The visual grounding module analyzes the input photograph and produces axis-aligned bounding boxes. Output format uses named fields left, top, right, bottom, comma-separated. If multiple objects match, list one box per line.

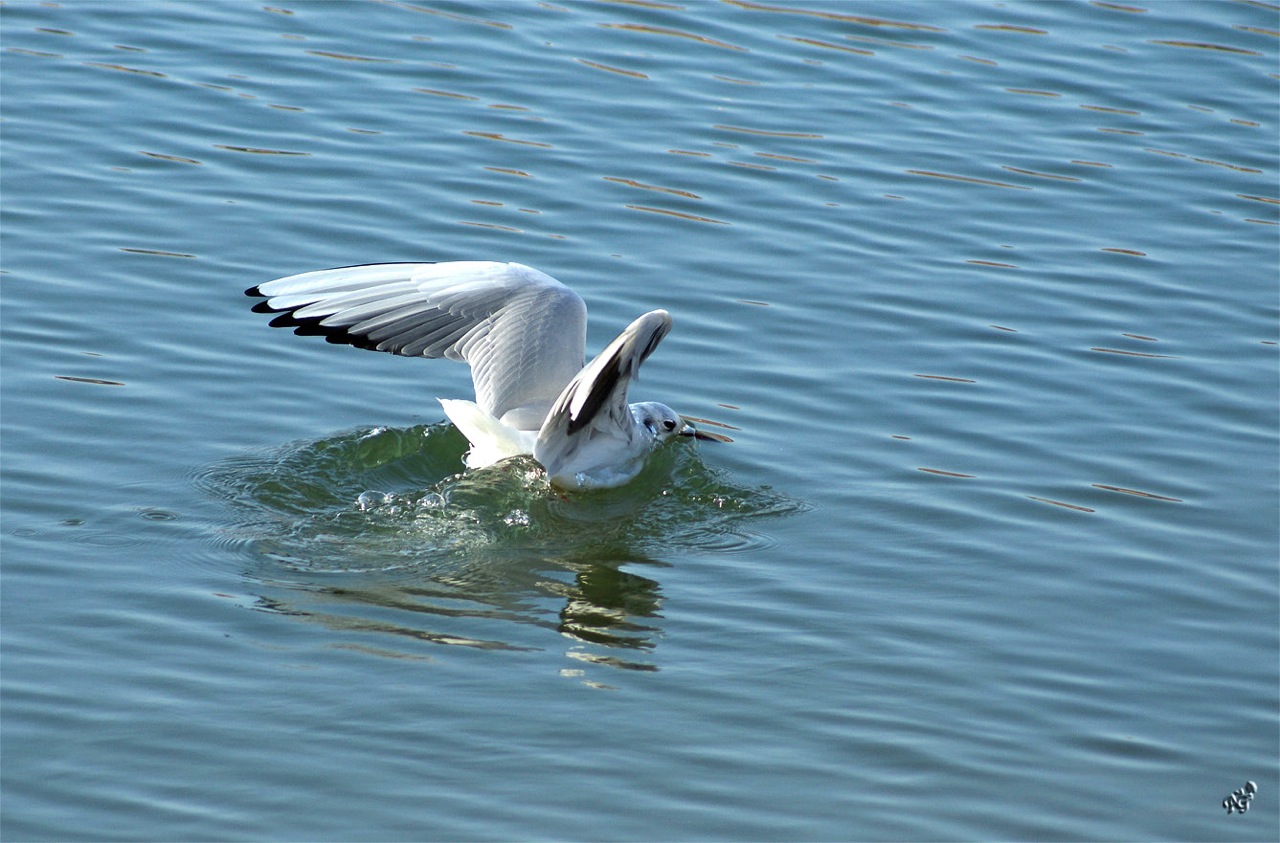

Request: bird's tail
left=438, top=398, right=535, bottom=469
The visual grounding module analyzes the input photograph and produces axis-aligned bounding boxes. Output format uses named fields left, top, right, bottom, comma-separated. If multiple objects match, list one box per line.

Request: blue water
left=3, top=1, right=1276, bottom=840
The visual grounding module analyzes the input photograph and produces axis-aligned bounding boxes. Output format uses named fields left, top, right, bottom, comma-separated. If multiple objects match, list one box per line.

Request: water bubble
left=356, top=490, right=391, bottom=511
left=1245, top=781, right=1257, bottom=794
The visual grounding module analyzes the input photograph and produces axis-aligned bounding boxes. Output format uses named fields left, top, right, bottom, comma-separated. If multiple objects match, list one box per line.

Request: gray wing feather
left=247, top=261, right=587, bottom=426
left=534, top=309, right=671, bottom=476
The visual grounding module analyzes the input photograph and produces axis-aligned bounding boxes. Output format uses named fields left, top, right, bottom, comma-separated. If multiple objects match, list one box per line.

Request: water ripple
left=195, top=424, right=806, bottom=663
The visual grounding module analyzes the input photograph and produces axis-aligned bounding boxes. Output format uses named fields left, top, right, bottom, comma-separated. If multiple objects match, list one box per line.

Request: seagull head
left=632, top=402, right=720, bottom=443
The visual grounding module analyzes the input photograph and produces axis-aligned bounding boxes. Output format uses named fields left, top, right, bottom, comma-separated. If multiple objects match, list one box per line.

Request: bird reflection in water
left=247, top=552, right=667, bottom=671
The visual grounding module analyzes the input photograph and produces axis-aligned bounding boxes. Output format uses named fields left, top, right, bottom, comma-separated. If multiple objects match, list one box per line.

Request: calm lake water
left=2, top=1, right=1276, bottom=840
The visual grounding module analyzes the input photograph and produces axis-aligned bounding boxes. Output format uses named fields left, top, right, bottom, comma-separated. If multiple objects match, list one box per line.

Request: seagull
left=245, top=261, right=717, bottom=489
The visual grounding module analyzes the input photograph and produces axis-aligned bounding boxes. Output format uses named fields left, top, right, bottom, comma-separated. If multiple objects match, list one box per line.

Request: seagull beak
left=679, top=415, right=734, bottom=442
left=681, top=423, right=726, bottom=443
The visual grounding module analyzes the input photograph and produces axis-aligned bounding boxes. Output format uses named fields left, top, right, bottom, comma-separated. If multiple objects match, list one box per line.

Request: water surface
left=2, top=1, right=1276, bottom=840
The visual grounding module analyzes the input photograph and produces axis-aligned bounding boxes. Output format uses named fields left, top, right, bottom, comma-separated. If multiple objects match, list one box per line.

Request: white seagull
left=246, top=261, right=717, bottom=490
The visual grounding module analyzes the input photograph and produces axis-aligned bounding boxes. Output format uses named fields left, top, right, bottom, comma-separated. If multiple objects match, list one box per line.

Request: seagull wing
left=246, top=261, right=587, bottom=428
left=534, top=309, right=671, bottom=482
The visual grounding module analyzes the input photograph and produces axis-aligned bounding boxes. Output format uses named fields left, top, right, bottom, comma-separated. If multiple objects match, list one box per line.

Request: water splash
left=196, top=423, right=806, bottom=665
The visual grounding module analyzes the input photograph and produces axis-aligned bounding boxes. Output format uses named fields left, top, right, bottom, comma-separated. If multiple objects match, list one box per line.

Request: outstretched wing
left=534, top=309, right=671, bottom=480
left=246, top=261, right=587, bottom=429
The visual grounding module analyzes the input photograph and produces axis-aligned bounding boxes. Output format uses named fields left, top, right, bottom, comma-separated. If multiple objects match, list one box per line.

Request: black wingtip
left=245, top=262, right=448, bottom=354
left=258, top=307, right=383, bottom=350
left=245, top=286, right=368, bottom=347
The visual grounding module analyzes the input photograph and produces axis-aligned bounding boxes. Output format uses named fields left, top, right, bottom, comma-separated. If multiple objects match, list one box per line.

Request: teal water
left=2, top=1, right=1276, bottom=840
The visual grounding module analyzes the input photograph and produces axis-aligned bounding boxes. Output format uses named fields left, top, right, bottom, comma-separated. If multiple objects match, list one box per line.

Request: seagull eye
left=663, top=419, right=677, bottom=431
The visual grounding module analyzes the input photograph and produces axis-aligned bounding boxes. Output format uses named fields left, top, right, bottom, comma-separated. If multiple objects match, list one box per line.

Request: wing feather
left=246, top=261, right=587, bottom=426
left=534, top=310, right=671, bottom=478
